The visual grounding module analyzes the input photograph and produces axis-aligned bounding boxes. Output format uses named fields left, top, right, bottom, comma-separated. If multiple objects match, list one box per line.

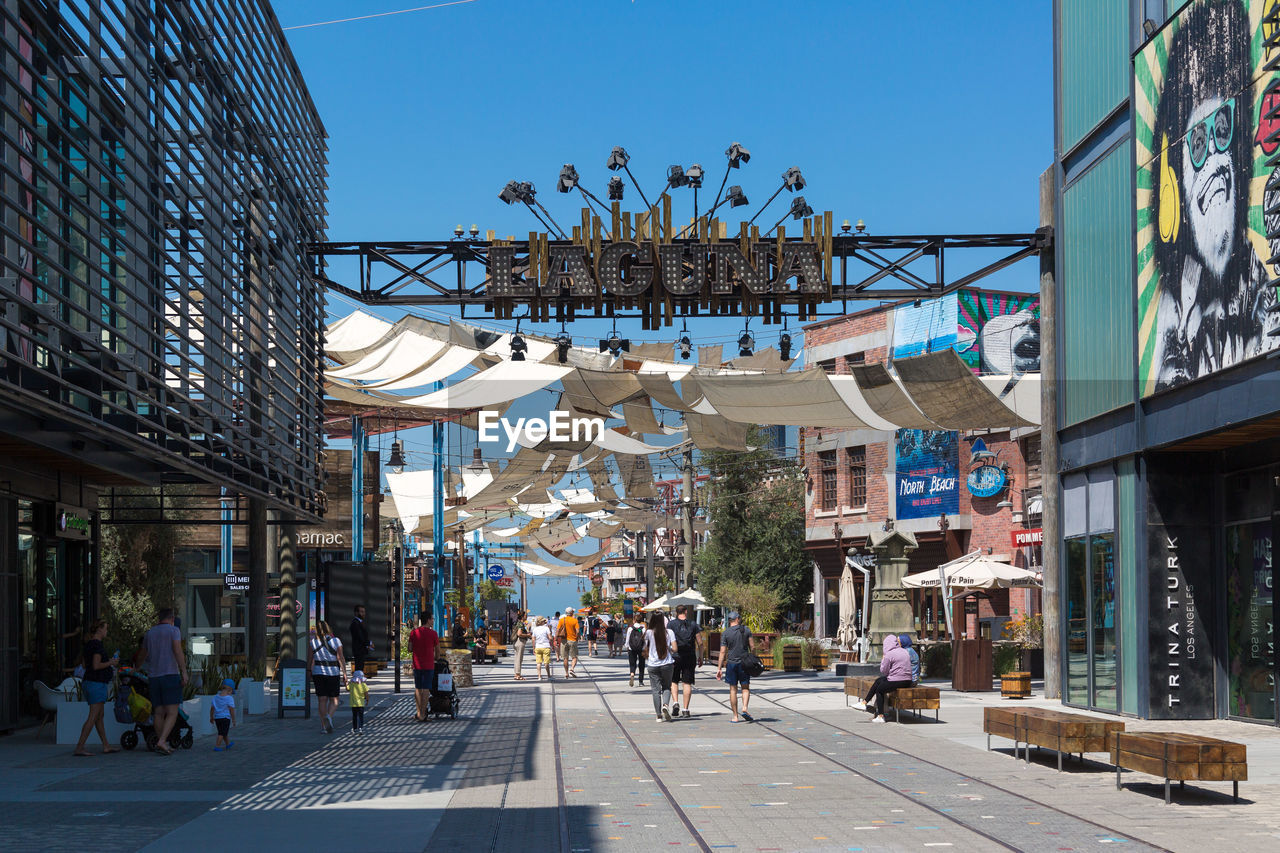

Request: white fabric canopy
left=325, top=312, right=394, bottom=362
left=361, top=344, right=482, bottom=390
left=327, top=332, right=448, bottom=381
left=593, top=429, right=672, bottom=455
left=902, top=551, right=1042, bottom=590
left=399, top=360, right=573, bottom=410
left=697, top=369, right=869, bottom=427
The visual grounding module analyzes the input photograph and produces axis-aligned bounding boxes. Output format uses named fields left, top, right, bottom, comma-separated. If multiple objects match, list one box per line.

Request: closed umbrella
left=835, top=563, right=858, bottom=653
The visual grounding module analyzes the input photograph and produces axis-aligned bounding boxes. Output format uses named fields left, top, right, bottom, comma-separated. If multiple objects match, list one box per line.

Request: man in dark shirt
left=716, top=610, right=755, bottom=722
left=350, top=605, right=372, bottom=677
left=667, top=605, right=704, bottom=718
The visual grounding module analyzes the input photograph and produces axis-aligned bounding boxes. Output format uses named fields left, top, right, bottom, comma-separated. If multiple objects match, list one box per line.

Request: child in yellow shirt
left=348, top=670, right=369, bottom=733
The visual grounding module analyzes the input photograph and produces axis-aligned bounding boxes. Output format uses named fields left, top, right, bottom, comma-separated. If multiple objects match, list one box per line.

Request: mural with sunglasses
left=1136, top=0, right=1280, bottom=396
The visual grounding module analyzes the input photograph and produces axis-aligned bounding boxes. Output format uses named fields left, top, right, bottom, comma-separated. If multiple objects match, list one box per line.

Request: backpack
left=671, top=619, right=697, bottom=650
left=628, top=626, right=644, bottom=653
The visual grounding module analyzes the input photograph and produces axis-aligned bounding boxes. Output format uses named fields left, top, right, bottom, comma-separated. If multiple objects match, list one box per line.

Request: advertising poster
left=1135, top=0, right=1280, bottom=396
left=894, top=429, right=959, bottom=520
left=281, top=667, right=308, bottom=709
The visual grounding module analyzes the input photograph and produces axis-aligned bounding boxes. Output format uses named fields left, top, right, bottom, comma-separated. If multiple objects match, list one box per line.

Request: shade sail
left=637, top=371, right=695, bottom=412
left=398, top=360, right=573, bottom=410
left=325, top=311, right=394, bottom=362
left=622, top=398, right=664, bottom=435
left=978, top=374, right=1041, bottom=426
left=847, top=363, right=938, bottom=430
left=893, top=350, right=1035, bottom=430
left=901, top=552, right=1042, bottom=590
left=327, top=331, right=448, bottom=381
left=683, top=412, right=750, bottom=451
left=361, top=344, right=481, bottom=390
left=697, top=369, right=872, bottom=428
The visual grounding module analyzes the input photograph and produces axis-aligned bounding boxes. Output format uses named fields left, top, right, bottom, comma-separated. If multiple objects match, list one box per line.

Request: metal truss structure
left=0, top=0, right=328, bottom=520
left=311, top=228, right=1051, bottom=325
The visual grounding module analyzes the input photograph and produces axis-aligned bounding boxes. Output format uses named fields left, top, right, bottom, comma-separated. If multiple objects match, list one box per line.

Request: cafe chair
left=34, top=680, right=68, bottom=739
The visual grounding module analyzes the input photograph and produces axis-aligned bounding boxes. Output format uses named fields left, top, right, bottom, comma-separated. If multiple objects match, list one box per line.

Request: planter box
left=183, top=697, right=216, bottom=737
left=239, top=680, right=266, bottom=715
left=55, top=700, right=134, bottom=745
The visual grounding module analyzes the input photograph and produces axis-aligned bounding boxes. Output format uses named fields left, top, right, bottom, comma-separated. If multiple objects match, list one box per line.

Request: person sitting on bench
left=857, top=634, right=913, bottom=723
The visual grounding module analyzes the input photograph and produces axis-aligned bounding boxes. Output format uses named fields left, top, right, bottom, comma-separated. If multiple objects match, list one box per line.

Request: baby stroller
left=427, top=657, right=460, bottom=719
left=114, top=667, right=194, bottom=751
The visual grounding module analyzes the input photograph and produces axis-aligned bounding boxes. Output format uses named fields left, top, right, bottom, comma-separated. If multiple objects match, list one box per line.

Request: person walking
left=667, top=605, right=704, bottom=718
left=604, top=617, right=619, bottom=659
left=552, top=612, right=564, bottom=664
left=586, top=610, right=599, bottom=656
left=349, top=605, right=372, bottom=678
left=210, top=678, right=236, bottom=751
left=348, top=670, right=369, bottom=733
left=645, top=611, right=677, bottom=722
left=858, top=634, right=913, bottom=722
left=626, top=614, right=647, bottom=687
left=136, top=608, right=188, bottom=755
left=307, top=621, right=347, bottom=733
left=532, top=615, right=554, bottom=680
left=408, top=613, right=440, bottom=721
left=513, top=609, right=531, bottom=680
left=715, top=611, right=755, bottom=723
left=73, top=619, right=120, bottom=756
left=559, top=607, right=581, bottom=677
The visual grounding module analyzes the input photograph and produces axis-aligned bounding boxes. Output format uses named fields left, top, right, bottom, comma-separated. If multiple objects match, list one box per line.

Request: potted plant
left=1001, top=613, right=1044, bottom=678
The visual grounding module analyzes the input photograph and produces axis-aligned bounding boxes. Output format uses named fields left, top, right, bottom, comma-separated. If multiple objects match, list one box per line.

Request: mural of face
left=978, top=309, right=1041, bottom=376
left=1180, top=96, right=1237, bottom=280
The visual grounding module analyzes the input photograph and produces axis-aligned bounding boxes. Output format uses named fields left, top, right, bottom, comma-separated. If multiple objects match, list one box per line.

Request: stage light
left=725, top=142, right=750, bottom=168
left=782, top=166, right=806, bottom=191
left=726, top=185, right=748, bottom=207
left=666, top=164, right=688, bottom=189
left=737, top=328, right=755, bottom=358
left=685, top=163, right=704, bottom=188
left=607, top=177, right=625, bottom=200
left=779, top=332, right=792, bottom=360
left=498, top=180, right=522, bottom=204
left=556, top=333, right=572, bottom=364
left=510, top=333, right=528, bottom=361
left=557, top=164, right=579, bottom=193
left=788, top=195, right=813, bottom=220
left=679, top=334, right=692, bottom=360
left=607, top=146, right=630, bottom=171
left=599, top=331, right=630, bottom=356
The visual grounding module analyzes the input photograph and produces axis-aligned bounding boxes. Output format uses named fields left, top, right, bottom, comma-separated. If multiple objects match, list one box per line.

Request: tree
left=693, top=427, right=809, bottom=614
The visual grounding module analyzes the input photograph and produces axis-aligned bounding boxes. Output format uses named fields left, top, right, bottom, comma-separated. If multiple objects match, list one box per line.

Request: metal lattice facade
left=0, top=0, right=327, bottom=519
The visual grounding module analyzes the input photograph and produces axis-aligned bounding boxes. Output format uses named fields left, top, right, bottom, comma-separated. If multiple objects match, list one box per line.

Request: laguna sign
left=966, top=464, right=1007, bottom=498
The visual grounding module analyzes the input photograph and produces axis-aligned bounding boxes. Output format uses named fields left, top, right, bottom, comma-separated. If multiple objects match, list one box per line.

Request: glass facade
left=1225, top=468, right=1276, bottom=723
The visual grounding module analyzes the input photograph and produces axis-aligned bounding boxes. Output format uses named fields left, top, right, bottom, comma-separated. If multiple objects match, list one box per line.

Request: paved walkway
left=2, top=654, right=1279, bottom=852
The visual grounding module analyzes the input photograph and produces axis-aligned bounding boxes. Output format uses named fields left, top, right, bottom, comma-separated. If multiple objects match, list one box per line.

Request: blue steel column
left=351, top=416, right=364, bottom=560
left=432, top=400, right=445, bottom=629
left=219, top=489, right=232, bottom=573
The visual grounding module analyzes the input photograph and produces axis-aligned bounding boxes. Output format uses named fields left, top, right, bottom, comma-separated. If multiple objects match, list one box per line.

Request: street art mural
left=1136, top=0, right=1280, bottom=396
left=955, top=291, right=1041, bottom=375
left=891, top=293, right=957, bottom=360
left=894, top=429, right=959, bottom=520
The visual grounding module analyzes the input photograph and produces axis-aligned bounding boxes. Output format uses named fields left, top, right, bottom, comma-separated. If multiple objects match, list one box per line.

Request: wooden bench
left=1110, top=731, right=1246, bottom=804
left=984, top=707, right=1124, bottom=772
left=844, top=676, right=940, bottom=722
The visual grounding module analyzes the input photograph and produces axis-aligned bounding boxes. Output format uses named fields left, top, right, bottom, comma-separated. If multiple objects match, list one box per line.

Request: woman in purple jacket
left=858, top=634, right=914, bottom=722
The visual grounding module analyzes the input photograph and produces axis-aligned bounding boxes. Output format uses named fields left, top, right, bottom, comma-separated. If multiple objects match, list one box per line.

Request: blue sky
left=273, top=0, right=1053, bottom=617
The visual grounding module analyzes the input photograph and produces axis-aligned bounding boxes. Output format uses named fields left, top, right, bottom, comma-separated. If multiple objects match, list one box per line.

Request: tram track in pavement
left=549, top=660, right=714, bottom=853
left=693, top=678, right=1172, bottom=853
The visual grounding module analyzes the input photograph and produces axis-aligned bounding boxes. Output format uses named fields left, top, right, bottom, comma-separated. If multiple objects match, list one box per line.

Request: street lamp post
left=387, top=519, right=405, bottom=694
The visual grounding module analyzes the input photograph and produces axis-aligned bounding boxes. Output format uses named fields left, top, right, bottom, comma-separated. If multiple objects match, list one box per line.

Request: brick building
left=801, top=288, right=1042, bottom=642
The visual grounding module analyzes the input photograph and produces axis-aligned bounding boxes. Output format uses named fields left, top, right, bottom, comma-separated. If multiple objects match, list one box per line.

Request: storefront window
left=1091, top=534, right=1116, bottom=711
left=1227, top=521, right=1274, bottom=722
left=1065, top=537, right=1088, bottom=705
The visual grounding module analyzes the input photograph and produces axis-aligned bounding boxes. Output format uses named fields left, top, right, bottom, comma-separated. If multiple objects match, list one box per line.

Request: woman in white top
left=306, top=621, right=346, bottom=734
left=531, top=615, right=555, bottom=681
left=644, top=611, right=677, bottom=721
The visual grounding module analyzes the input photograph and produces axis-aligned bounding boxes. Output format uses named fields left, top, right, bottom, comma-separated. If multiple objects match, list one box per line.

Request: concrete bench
left=984, top=707, right=1124, bottom=771
left=844, top=675, right=940, bottom=722
left=1110, top=731, right=1246, bottom=804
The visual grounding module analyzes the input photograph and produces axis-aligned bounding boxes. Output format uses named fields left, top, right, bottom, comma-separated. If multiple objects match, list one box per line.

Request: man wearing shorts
left=667, top=604, right=703, bottom=717
left=409, top=613, right=439, bottom=721
left=715, top=610, right=755, bottom=722
left=137, top=608, right=187, bottom=755
left=560, top=607, right=581, bottom=677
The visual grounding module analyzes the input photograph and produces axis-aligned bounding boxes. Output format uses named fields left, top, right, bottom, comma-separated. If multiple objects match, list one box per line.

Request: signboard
left=623, top=598, right=634, bottom=617
left=486, top=564, right=506, bottom=581
left=298, top=530, right=346, bottom=547
left=1011, top=528, right=1044, bottom=548
left=278, top=660, right=310, bottom=719
left=894, top=429, right=959, bottom=520
left=494, top=577, right=514, bottom=588
left=55, top=503, right=92, bottom=540
left=966, top=464, right=1006, bottom=498
left=223, top=573, right=251, bottom=592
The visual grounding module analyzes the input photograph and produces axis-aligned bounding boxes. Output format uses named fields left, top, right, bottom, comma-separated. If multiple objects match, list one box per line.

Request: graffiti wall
left=891, top=293, right=957, bottom=360
left=956, top=291, right=1041, bottom=375
left=894, top=429, right=959, bottom=520
left=1136, top=0, right=1280, bottom=397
